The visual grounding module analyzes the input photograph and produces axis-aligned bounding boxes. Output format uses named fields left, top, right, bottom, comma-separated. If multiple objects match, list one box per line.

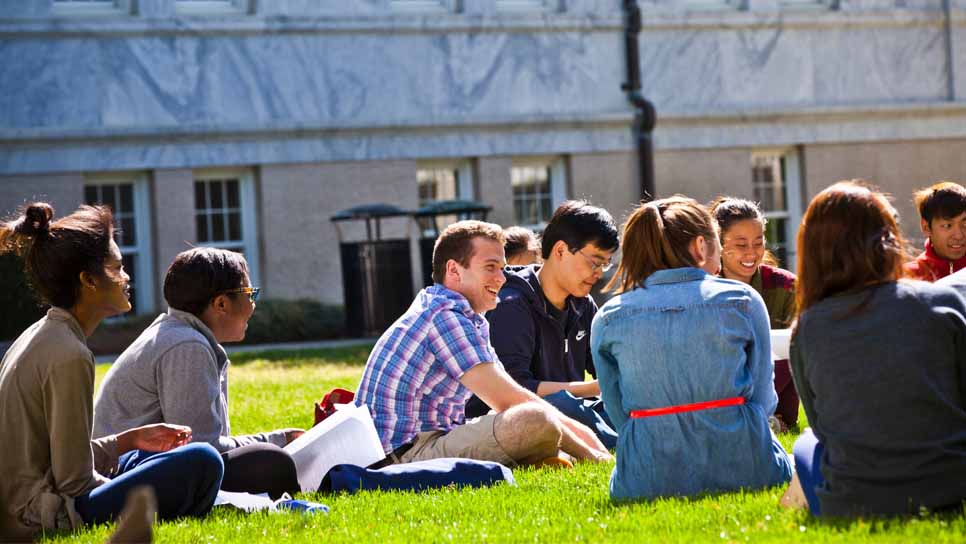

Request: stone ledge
left=1, top=8, right=964, bottom=37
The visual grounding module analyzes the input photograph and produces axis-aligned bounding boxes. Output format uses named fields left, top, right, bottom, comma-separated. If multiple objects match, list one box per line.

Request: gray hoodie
left=93, top=308, right=286, bottom=452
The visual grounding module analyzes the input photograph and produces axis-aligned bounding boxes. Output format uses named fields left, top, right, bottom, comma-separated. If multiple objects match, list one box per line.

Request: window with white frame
left=84, top=174, right=154, bottom=314
left=511, top=159, right=567, bottom=228
left=52, top=0, right=129, bottom=15
left=416, top=161, right=473, bottom=207
left=193, top=170, right=260, bottom=286
left=176, top=0, right=247, bottom=14
left=416, top=161, right=475, bottom=235
left=751, top=149, right=803, bottom=270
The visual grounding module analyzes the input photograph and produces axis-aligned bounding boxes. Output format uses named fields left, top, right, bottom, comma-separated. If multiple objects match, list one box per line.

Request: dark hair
left=606, top=196, right=717, bottom=293
left=796, top=180, right=904, bottom=316
left=0, top=202, right=115, bottom=308
left=164, top=247, right=250, bottom=316
left=503, top=226, right=540, bottom=262
left=913, top=181, right=966, bottom=224
left=540, top=200, right=619, bottom=260
left=709, top=197, right=766, bottom=234
left=431, top=220, right=506, bottom=284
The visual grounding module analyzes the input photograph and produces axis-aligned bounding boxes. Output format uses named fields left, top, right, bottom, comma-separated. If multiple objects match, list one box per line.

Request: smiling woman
left=0, top=203, right=223, bottom=540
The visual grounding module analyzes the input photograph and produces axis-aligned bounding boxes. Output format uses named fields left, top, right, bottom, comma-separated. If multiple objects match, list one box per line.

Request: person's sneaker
left=107, top=486, right=156, bottom=544
left=531, top=455, right=574, bottom=470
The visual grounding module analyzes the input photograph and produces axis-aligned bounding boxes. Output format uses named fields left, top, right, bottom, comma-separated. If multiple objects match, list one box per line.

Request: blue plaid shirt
left=356, top=284, right=501, bottom=452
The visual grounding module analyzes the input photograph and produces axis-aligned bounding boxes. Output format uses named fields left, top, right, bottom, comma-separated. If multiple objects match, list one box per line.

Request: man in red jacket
left=905, top=181, right=966, bottom=282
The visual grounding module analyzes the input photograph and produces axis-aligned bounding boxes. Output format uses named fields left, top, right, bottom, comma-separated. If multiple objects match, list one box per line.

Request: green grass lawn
left=42, top=346, right=966, bottom=543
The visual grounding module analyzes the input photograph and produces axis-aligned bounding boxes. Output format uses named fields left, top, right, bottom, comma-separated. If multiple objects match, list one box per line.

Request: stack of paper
left=283, top=403, right=386, bottom=492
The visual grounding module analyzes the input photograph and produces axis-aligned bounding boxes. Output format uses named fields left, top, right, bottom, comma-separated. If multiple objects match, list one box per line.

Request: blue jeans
left=793, top=429, right=825, bottom=516
left=545, top=390, right=618, bottom=450
left=74, top=442, right=224, bottom=525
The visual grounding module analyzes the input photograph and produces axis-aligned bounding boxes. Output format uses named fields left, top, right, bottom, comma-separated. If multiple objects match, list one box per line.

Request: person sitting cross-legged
left=355, top=220, right=612, bottom=467
left=465, top=201, right=620, bottom=449
left=94, top=248, right=302, bottom=500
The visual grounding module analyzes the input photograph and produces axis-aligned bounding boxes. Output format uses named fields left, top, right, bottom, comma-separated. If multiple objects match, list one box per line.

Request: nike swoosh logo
left=575, top=330, right=586, bottom=342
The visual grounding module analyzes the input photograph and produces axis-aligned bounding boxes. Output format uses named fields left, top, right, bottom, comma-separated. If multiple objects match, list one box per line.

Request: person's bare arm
left=535, top=379, right=600, bottom=398
left=460, top=363, right=611, bottom=462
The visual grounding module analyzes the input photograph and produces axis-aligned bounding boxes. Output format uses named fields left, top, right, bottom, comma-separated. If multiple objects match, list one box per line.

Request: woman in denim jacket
left=591, top=196, right=791, bottom=502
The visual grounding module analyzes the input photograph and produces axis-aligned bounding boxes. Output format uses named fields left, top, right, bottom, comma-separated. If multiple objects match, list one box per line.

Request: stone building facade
left=2, top=0, right=966, bottom=314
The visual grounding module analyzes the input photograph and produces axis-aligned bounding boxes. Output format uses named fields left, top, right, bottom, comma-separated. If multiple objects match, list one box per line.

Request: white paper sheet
left=771, top=328, right=792, bottom=361
left=214, top=491, right=276, bottom=512
left=283, top=403, right=386, bottom=492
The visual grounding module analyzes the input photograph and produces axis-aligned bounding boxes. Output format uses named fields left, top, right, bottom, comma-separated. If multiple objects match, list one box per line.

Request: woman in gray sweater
left=782, top=181, right=966, bottom=517
left=94, top=247, right=303, bottom=498
left=0, top=203, right=222, bottom=540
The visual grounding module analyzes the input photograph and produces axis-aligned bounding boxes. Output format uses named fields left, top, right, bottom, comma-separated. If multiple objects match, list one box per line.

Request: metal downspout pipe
left=622, top=0, right=658, bottom=201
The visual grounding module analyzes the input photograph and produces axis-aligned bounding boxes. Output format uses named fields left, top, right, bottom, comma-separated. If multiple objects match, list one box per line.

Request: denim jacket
left=591, top=268, right=791, bottom=501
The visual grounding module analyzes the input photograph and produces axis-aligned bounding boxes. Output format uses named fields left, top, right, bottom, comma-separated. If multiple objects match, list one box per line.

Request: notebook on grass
left=283, top=403, right=386, bottom=492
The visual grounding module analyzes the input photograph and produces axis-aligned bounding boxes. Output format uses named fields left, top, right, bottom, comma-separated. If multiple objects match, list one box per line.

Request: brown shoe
left=531, top=455, right=575, bottom=470
left=106, top=486, right=156, bottom=544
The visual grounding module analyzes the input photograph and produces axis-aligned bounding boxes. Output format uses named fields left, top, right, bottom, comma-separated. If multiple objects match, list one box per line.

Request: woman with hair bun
left=709, top=197, right=799, bottom=431
left=782, top=181, right=966, bottom=517
left=591, top=196, right=791, bottom=502
left=0, top=203, right=223, bottom=540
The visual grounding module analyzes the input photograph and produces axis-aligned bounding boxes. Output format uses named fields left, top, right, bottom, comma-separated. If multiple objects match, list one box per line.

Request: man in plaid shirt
left=356, top=220, right=611, bottom=466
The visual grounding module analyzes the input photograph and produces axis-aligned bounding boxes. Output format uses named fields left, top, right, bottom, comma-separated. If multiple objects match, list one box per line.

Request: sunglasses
left=222, top=286, right=261, bottom=303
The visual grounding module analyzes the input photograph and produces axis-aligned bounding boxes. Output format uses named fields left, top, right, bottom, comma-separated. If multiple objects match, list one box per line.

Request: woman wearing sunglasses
left=94, top=247, right=303, bottom=499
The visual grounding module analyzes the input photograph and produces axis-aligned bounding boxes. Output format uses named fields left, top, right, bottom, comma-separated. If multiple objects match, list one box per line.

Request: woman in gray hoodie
left=94, top=247, right=303, bottom=499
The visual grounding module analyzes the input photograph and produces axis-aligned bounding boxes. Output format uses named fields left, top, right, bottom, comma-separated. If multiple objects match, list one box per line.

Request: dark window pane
left=102, top=185, right=116, bottom=212
left=120, top=217, right=135, bottom=247
left=226, top=180, right=240, bottom=208
left=196, top=213, right=209, bottom=242
left=541, top=196, right=552, bottom=222
left=84, top=186, right=98, bottom=204
left=194, top=182, right=206, bottom=211
left=228, top=212, right=242, bottom=241
left=120, top=184, right=134, bottom=213
left=212, top=213, right=226, bottom=242
left=209, top=181, right=224, bottom=209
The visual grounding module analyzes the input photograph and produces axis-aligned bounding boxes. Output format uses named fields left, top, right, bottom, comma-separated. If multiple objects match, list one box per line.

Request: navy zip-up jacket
left=465, top=265, right=597, bottom=418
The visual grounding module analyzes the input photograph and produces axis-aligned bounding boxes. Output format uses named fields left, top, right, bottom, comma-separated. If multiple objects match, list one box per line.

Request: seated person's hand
left=122, top=424, right=192, bottom=453
left=562, top=418, right=612, bottom=461
left=280, top=428, right=305, bottom=444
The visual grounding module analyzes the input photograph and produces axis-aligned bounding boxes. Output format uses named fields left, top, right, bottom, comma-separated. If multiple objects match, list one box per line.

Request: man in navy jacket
left=466, top=201, right=620, bottom=448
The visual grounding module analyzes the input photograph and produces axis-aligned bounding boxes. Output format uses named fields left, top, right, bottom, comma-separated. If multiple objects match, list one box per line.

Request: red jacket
left=904, top=239, right=966, bottom=282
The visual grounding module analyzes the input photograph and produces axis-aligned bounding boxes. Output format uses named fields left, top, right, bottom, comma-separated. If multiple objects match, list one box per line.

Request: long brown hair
left=795, top=180, right=904, bottom=316
left=0, top=202, right=115, bottom=309
left=606, top=196, right=717, bottom=293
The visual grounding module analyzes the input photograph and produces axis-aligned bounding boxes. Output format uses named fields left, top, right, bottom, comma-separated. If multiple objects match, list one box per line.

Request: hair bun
left=15, top=203, right=54, bottom=238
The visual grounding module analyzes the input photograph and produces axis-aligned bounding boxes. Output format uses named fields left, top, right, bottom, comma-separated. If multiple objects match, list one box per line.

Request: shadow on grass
left=230, top=344, right=375, bottom=367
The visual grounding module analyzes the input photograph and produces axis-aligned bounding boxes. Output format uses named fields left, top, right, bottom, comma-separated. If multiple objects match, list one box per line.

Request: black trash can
left=331, top=204, right=415, bottom=337
left=412, top=200, right=492, bottom=287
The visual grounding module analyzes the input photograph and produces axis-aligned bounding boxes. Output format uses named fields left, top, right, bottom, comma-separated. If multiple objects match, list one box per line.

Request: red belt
left=630, top=397, right=745, bottom=418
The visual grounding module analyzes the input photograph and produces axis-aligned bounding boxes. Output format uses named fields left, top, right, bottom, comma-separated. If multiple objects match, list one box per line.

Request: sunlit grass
left=40, top=347, right=966, bottom=542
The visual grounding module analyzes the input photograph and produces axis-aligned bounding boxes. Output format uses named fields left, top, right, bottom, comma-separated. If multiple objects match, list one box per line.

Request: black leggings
left=221, top=443, right=300, bottom=500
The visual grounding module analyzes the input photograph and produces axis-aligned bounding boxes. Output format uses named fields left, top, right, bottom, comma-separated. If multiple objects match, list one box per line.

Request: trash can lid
left=330, top=204, right=411, bottom=222
left=412, top=199, right=492, bottom=217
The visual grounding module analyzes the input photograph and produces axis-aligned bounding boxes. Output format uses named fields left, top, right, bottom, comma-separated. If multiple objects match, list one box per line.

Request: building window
left=176, top=0, right=248, bottom=14
left=51, top=0, right=129, bottom=15
left=416, top=161, right=473, bottom=207
left=193, top=170, right=260, bottom=285
left=84, top=174, right=154, bottom=314
left=751, top=150, right=803, bottom=270
left=511, top=159, right=567, bottom=228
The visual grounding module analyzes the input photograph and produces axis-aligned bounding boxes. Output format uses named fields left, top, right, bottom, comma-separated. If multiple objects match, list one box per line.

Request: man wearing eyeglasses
left=465, top=201, right=620, bottom=449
